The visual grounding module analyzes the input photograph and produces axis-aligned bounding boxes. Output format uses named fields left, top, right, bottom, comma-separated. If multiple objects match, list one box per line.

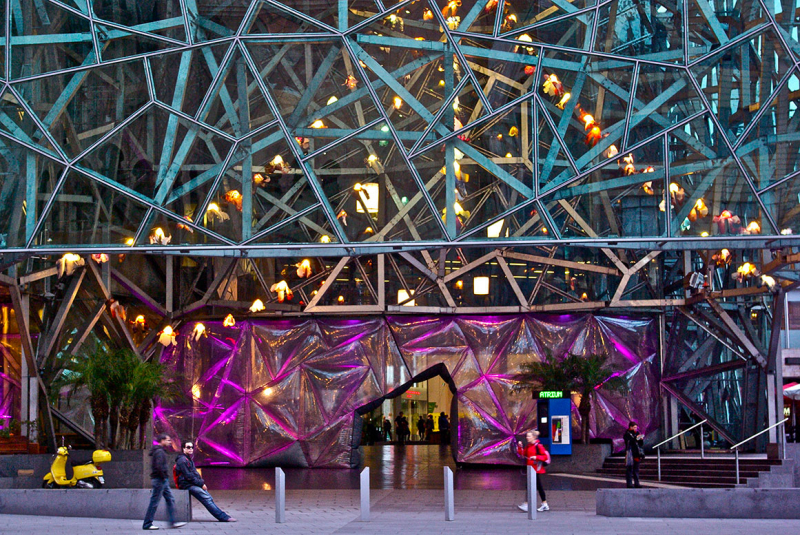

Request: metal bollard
left=275, top=467, right=285, bottom=523
left=443, top=466, right=455, bottom=521
left=527, top=465, right=536, bottom=520
left=360, top=467, right=370, bottom=521
left=735, top=449, right=740, bottom=485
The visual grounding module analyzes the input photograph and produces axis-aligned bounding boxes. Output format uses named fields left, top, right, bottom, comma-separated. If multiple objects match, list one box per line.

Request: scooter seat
left=69, top=459, right=93, bottom=467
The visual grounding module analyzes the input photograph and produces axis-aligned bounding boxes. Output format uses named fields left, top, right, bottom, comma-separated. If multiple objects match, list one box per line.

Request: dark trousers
left=188, top=486, right=229, bottom=521
left=626, top=461, right=641, bottom=488
left=536, top=473, right=546, bottom=501
left=143, top=477, right=176, bottom=528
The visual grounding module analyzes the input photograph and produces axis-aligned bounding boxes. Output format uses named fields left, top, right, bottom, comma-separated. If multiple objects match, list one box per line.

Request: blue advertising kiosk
left=536, top=391, right=572, bottom=455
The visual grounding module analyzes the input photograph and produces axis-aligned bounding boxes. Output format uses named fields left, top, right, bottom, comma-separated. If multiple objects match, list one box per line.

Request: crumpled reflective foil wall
left=157, top=314, right=658, bottom=467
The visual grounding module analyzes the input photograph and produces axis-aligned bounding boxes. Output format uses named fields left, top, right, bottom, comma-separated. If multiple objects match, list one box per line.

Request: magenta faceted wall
left=156, top=314, right=658, bottom=467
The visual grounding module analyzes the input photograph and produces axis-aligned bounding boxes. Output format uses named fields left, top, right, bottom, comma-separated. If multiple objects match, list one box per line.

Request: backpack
left=173, top=463, right=179, bottom=487
left=537, top=442, right=552, bottom=466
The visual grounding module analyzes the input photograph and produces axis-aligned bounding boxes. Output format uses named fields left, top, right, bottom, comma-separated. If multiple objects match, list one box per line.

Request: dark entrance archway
left=351, top=363, right=458, bottom=467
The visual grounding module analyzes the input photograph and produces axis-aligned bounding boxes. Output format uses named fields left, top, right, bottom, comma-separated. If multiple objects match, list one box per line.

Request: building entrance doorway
left=355, top=364, right=457, bottom=449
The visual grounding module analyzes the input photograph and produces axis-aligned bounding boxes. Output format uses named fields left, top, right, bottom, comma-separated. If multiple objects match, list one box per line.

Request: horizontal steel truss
left=1, top=0, right=799, bottom=257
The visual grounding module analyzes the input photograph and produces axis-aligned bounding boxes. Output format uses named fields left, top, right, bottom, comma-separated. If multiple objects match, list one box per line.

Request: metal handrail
left=730, top=418, right=788, bottom=451
left=655, top=419, right=707, bottom=481
left=654, top=419, right=708, bottom=449
left=732, top=418, right=788, bottom=485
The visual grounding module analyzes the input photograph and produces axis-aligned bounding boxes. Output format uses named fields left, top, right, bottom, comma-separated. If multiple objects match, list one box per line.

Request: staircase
left=597, top=455, right=783, bottom=488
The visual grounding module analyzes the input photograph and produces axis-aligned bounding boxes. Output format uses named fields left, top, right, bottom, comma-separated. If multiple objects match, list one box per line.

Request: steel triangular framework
left=0, top=1, right=797, bottom=461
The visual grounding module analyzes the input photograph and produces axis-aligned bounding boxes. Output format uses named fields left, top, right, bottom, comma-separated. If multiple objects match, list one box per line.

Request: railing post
left=360, top=467, right=370, bottom=522
left=657, top=448, right=661, bottom=482
left=700, top=423, right=705, bottom=459
left=443, top=466, right=454, bottom=521
left=527, top=465, right=536, bottom=520
left=275, top=467, right=285, bottom=523
left=735, top=449, right=740, bottom=485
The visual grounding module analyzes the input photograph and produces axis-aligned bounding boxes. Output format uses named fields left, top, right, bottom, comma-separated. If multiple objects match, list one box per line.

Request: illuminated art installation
left=157, top=315, right=657, bottom=467
left=0, top=1, right=796, bottom=458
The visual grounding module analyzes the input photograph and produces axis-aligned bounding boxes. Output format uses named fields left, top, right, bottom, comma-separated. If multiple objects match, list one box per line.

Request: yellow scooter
left=42, top=445, right=111, bottom=489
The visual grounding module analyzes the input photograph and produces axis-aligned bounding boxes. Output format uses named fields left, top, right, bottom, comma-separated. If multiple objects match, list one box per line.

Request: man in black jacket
left=143, top=434, right=186, bottom=530
left=623, top=421, right=645, bottom=488
left=175, top=441, right=236, bottom=522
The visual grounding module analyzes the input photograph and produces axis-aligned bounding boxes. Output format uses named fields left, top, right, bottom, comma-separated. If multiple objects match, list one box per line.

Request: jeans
left=187, top=486, right=230, bottom=521
left=143, top=478, right=176, bottom=528
left=626, top=460, right=641, bottom=488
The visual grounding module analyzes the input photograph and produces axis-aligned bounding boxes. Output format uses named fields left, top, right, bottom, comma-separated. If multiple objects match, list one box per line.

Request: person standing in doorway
left=439, top=412, right=450, bottom=444
left=143, top=434, right=187, bottom=530
left=417, top=415, right=425, bottom=441
left=624, top=421, right=644, bottom=488
left=383, top=418, right=392, bottom=441
left=395, top=412, right=408, bottom=444
left=425, top=414, right=434, bottom=441
left=175, top=441, right=236, bottom=522
left=516, top=430, right=550, bottom=513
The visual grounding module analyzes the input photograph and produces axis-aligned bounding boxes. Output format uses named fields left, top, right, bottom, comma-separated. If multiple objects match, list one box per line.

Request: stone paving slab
left=3, top=489, right=800, bottom=534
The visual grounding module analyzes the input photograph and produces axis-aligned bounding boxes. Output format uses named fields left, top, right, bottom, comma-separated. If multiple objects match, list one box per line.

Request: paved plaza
left=3, top=487, right=800, bottom=534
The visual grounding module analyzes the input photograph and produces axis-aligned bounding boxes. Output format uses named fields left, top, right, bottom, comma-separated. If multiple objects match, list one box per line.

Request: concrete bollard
left=360, top=467, right=370, bottom=521
left=444, top=466, right=454, bottom=521
left=527, top=465, right=536, bottom=520
left=275, top=467, right=285, bottom=523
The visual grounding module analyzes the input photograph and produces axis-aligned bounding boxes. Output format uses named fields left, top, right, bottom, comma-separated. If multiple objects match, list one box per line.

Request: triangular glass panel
left=248, top=40, right=379, bottom=135
left=541, top=135, right=667, bottom=240
left=345, top=1, right=385, bottom=29
left=307, top=122, right=445, bottom=242
left=628, top=63, right=705, bottom=147
left=537, top=110, right=576, bottom=193
left=37, top=169, right=149, bottom=247
left=251, top=205, right=339, bottom=245
left=94, top=22, right=185, bottom=62
left=246, top=0, right=338, bottom=34
left=506, top=9, right=595, bottom=50
left=691, top=27, right=793, bottom=145
left=149, top=43, right=234, bottom=119
left=9, top=1, right=94, bottom=79
left=12, top=59, right=150, bottom=160
left=593, top=0, right=684, bottom=64
left=0, top=88, right=61, bottom=157
left=0, top=141, right=66, bottom=248
left=760, top=179, right=799, bottom=237
left=190, top=0, right=248, bottom=41
left=501, top=0, right=598, bottom=35
left=77, top=106, right=232, bottom=204
left=668, top=115, right=762, bottom=238
left=202, top=45, right=275, bottom=137
left=538, top=51, right=635, bottom=174
left=686, top=0, right=766, bottom=62
left=175, top=126, right=321, bottom=243
left=92, top=0, right=187, bottom=41
left=735, top=67, right=800, bottom=190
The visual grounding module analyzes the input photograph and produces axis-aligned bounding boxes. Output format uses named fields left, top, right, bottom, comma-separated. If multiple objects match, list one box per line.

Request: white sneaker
left=537, top=503, right=550, bottom=512
left=517, top=503, right=528, bottom=512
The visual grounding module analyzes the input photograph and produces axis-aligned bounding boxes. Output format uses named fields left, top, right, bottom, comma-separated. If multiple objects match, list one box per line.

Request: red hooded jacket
left=517, top=440, right=550, bottom=474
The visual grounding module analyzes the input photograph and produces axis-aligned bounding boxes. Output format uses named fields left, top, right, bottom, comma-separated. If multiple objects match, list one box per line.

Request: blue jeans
left=187, top=486, right=230, bottom=521
left=143, top=477, right=176, bottom=528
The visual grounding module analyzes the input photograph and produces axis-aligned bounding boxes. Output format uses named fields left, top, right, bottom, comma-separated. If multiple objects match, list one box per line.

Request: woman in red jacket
left=516, top=430, right=550, bottom=512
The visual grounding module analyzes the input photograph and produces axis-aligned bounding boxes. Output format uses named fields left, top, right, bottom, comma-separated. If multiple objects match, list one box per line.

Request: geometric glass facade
left=1, top=1, right=796, bottom=457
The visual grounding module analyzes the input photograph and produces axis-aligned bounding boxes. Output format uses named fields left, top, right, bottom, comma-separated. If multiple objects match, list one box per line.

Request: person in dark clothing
left=175, top=441, right=236, bottom=522
left=425, top=414, right=434, bottom=441
left=395, top=412, right=409, bottom=444
left=417, top=415, right=425, bottom=441
left=383, top=418, right=392, bottom=441
left=143, top=433, right=186, bottom=530
left=439, top=412, right=450, bottom=444
left=624, top=421, right=645, bottom=488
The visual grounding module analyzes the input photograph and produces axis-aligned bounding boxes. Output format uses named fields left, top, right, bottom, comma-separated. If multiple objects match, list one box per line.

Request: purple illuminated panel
left=158, top=314, right=658, bottom=467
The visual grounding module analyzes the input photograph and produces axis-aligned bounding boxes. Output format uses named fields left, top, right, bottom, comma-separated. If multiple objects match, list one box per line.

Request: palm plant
left=119, top=355, right=174, bottom=448
left=61, top=343, right=114, bottom=448
left=515, top=350, right=627, bottom=445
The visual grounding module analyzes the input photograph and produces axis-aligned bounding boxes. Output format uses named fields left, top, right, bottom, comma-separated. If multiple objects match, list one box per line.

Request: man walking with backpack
left=143, top=434, right=186, bottom=530
left=516, top=429, right=551, bottom=512
left=174, top=441, right=236, bottom=522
